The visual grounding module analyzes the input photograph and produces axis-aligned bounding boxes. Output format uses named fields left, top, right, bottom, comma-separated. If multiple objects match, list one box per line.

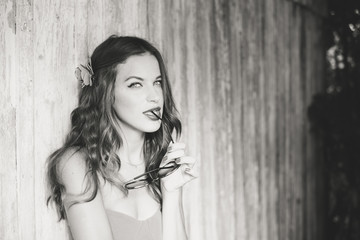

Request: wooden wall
left=0, top=0, right=327, bottom=239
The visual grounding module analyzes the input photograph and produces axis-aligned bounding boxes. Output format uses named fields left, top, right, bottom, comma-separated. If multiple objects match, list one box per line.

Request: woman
left=46, top=35, right=197, bottom=240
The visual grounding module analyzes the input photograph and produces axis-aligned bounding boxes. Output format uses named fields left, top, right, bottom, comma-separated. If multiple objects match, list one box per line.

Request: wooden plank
left=15, top=0, right=35, bottom=239
left=147, top=0, right=163, bottom=49
left=193, top=0, right=217, bottom=239
left=304, top=9, right=326, bottom=240
left=0, top=0, right=19, bottom=239
left=181, top=1, right=202, bottom=240
left=87, top=0, right=103, bottom=51
left=288, top=4, right=303, bottom=240
left=74, top=0, right=90, bottom=62
left=241, top=0, right=262, bottom=239
left=274, top=0, right=290, bottom=239
left=211, top=0, right=236, bottom=239
left=229, top=0, right=248, bottom=239
left=33, top=0, right=77, bottom=239
left=262, top=0, right=279, bottom=238
left=165, top=0, right=187, bottom=112
left=252, top=0, right=269, bottom=239
left=114, top=0, right=149, bottom=38
left=0, top=107, right=18, bottom=240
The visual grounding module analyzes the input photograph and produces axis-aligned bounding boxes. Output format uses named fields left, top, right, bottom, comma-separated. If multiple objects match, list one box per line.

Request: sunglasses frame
left=124, top=161, right=180, bottom=190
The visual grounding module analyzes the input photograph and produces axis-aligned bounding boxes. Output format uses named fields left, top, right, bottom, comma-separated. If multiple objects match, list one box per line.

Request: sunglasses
left=124, top=110, right=178, bottom=190
left=124, top=161, right=180, bottom=190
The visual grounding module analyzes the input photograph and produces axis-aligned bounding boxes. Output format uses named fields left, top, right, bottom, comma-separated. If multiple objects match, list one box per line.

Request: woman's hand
left=160, top=143, right=198, bottom=240
left=160, top=142, right=199, bottom=192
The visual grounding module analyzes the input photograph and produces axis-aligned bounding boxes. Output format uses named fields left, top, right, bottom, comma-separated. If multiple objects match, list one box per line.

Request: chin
left=142, top=124, right=162, bottom=133
left=136, top=120, right=161, bottom=133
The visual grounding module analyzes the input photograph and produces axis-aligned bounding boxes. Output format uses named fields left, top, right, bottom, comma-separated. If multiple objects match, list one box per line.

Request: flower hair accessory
left=75, top=61, right=94, bottom=88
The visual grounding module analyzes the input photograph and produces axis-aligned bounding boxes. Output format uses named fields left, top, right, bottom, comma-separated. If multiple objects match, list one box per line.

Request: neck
left=117, top=124, right=145, bottom=165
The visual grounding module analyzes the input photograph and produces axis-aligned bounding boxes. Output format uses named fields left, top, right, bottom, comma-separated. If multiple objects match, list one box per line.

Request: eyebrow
left=125, top=75, right=162, bottom=82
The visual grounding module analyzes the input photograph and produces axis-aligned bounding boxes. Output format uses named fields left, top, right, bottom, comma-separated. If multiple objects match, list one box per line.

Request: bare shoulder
left=58, top=148, right=113, bottom=240
left=58, top=147, right=87, bottom=172
left=58, top=147, right=91, bottom=196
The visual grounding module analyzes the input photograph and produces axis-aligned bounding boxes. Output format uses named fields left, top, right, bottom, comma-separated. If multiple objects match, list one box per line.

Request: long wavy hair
left=46, top=35, right=181, bottom=220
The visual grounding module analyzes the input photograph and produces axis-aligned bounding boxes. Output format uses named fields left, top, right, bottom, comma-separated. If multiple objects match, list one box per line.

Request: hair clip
left=75, top=62, right=94, bottom=88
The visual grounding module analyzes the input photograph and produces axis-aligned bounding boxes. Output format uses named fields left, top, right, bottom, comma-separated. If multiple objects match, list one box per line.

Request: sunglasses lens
left=125, top=161, right=180, bottom=190
left=158, top=161, right=179, bottom=178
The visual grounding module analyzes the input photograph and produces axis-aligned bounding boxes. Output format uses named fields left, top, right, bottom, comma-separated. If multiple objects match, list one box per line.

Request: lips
left=143, top=107, right=161, bottom=119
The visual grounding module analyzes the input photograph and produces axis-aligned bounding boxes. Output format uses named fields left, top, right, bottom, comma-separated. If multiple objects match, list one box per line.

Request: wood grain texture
left=1, top=1, right=19, bottom=239
left=16, top=1, right=35, bottom=239
left=0, top=0, right=327, bottom=239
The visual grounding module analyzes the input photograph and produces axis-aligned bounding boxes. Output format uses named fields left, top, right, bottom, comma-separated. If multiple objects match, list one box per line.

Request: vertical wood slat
left=147, top=0, right=163, bottom=49
left=211, top=0, right=235, bottom=239
left=0, top=0, right=327, bottom=239
left=16, top=0, right=35, bottom=239
left=261, top=0, right=279, bottom=239
left=229, top=0, right=248, bottom=239
left=257, top=0, right=269, bottom=239
left=1, top=2, right=18, bottom=240
left=33, top=0, right=76, bottom=239
left=303, top=9, right=326, bottom=240
left=241, top=0, right=262, bottom=239
left=193, top=1, right=217, bottom=240
left=289, top=4, right=302, bottom=240
left=276, top=1, right=290, bottom=239
left=284, top=2, right=300, bottom=239
left=181, top=2, right=202, bottom=240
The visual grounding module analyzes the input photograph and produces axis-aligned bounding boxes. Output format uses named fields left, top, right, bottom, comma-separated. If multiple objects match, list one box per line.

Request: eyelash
left=128, top=82, right=142, bottom=88
left=154, top=80, right=162, bottom=86
left=128, top=80, right=162, bottom=88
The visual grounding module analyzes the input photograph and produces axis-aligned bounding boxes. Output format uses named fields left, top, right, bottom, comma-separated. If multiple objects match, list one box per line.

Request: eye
left=154, top=79, right=162, bottom=87
left=128, top=82, right=142, bottom=88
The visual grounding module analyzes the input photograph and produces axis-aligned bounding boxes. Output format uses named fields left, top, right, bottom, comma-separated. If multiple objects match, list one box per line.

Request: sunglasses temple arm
left=151, top=110, right=174, bottom=143
left=169, top=135, right=174, bottom=144
left=133, top=168, right=159, bottom=180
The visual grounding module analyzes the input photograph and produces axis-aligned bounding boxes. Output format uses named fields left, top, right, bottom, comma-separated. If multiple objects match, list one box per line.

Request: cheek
left=113, top=92, right=128, bottom=116
left=158, top=88, right=164, bottom=104
left=113, top=93, right=140, bottom=117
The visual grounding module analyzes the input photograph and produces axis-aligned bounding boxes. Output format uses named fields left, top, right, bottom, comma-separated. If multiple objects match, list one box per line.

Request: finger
left=160, top=157, right=173, bottom=168
left=167, top=149, right=185, bottom=160
left=183, top=164, right=200, bottom=178
left=175, top=156, right=196, bottom=165
left=179, top=157, right=199, bottom=178
left=160, top=150, right=185, bottom=167
left=160, top=164, right=199, bottom=192
left=167, top=142, right=186, bottom=152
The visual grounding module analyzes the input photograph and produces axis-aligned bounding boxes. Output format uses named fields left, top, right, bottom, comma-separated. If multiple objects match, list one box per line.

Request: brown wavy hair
left=46, top=35, right=181, bottom=220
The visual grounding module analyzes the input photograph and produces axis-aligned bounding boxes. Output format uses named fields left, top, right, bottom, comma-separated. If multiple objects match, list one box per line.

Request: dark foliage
left=308, top=1, right=360, bottom=239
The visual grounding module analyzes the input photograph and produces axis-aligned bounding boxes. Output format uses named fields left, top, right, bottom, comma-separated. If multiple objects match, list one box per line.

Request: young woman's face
left=113, top=53, right=164, bottom=135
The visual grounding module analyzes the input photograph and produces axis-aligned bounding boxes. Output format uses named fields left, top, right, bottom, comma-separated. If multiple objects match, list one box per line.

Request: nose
left=146, top=86, right=161, bottom=103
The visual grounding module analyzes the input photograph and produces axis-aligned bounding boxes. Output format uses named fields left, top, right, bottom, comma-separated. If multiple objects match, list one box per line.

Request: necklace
left=122, top=160, right=145, bottom=169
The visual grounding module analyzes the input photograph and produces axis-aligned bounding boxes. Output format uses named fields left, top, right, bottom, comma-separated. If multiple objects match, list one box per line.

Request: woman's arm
left=160, top=143, right=199, bottom=240
left=59, top=150, right=113, bottom=240
left=161, top=183, right=188, bottom=240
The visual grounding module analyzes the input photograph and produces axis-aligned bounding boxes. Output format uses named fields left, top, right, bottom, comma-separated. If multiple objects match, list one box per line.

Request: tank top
left=106, top=208, right=162, bottom=240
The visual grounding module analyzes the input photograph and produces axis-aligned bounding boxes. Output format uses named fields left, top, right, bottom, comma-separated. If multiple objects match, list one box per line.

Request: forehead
left=116, top=53, right=160, bottom=80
